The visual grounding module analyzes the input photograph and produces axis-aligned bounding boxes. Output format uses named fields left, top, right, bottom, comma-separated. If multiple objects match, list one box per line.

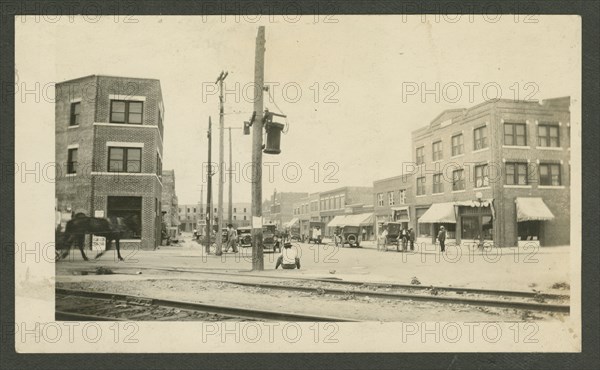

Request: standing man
left=361, top=228, right=367, bottom=243
left=378, top=226, right=388, bottom=252
left=437, top=226, right=446, bottom=252
left=224, top=224, right=238, bottom=253
left=409, top=227, right=416, bottom=251
left=314, top=226, right=322, bottom=245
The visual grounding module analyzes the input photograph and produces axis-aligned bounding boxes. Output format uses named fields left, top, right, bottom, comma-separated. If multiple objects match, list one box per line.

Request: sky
left=15, top=15, right=580, bottom=204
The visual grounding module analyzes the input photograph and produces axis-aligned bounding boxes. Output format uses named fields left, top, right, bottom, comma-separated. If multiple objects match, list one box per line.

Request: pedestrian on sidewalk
left=409, top=227, right=415, bottom=251
left=437, top=226, right=446, bottom=252
left=224, top=224, right=238, bottom=253
left=378, top=227, right=388, bottom=252
left=275, top=242, right=301, bottom=269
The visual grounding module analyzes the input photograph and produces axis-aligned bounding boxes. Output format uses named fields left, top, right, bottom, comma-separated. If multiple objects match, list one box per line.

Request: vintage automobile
left=262, top=224, right=281, bottom=252
left=307, top=221, right=325, bottom=244
left=338, top=225, right=362, bottom=248
left=384, top=222, right=402, bottom=246
left=237, top=226, right=252, bottom=247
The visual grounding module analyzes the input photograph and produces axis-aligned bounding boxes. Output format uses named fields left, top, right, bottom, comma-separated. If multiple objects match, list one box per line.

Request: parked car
left=262, top=224, right=281, bottom=252
left=237, top=226, right=252, bottom=247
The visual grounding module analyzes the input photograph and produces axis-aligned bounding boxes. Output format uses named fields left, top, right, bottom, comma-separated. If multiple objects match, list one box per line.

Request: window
left=234, top=208, right=237, bottom=213
left=388, top=191, right=395, bottom=206
left=156, top=154, right=162, bottom=177
left=193, top=208, right=196, bottom=213
left=107, top=196, right=142, bottom=239
left=539, top=163, right=561, bottom=186
left=504, top=123, right=527, bottom=146
left=505, top=163, right=528, bottom=185
left=474, top=164, right=489, bottom=188
left=70, top=102, right=81, bottom=126
left=473, top=126, right=488, bottom=150
left=244, top=208, right=247, bottom=213
left=233, top=215, right=237, bottom=220
left=452, top=169, right=465, bottom=191
left=432, top=141, right=443, bottom=161
left=244, top=216, right=247, bottom=220
left=416, top=177, right=426, bottom=196
left=377, top=193, right=384, bottom=206
left=451, top=134, right=463, bottom=156
left=108, top=147, right=141, bottom=173
left=188, top=208, right=190, bottom=213
left=399, top=189, right=406, bottom=204
left=416, top=147, right=425, bottom=165
left=433, top=173, right=444, bottom=193
left=67, top=148, right=78, bottom=174
left=110, top=100, right=143, bottom=124
left=538, top=124, right=560, bottom=147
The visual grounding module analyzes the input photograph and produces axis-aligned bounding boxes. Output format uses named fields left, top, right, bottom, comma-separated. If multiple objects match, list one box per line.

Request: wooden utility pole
left=251, top=26, right=266, bottom=270
left=228, top=127, right=233, bottom=226
left=205, top=117, right=213, bottom=253
left=216, top=71, right=228, bottom=256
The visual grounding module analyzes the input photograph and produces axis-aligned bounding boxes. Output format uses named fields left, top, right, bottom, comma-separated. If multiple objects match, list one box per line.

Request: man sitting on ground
left=275, top=242, right=301, bottom=270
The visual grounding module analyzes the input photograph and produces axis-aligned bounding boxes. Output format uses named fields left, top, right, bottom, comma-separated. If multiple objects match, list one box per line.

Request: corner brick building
left=410, top=97, right=570, bottom=248
left=56, top=75, right=165, bottom=250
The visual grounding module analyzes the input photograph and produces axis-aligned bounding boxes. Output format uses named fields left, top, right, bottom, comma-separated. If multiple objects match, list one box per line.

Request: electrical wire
left=267, top=88, right=290, bottom=134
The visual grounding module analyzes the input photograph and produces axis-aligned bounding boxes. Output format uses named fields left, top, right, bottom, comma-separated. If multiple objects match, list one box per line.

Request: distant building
left=161, top=170, right=179, bottom=229
left=318, top=186, right=373, bottom=237
left=373, top=174, right=415, bottom=236
left=55, top=75, right=165, bottom=250
left=411, top=97, right=570, bottom=247
left=267, top=190, right=309, bottom=229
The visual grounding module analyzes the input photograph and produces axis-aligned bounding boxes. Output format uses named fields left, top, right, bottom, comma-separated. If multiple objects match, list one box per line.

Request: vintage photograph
left=14, top=13, right=581, bottom=352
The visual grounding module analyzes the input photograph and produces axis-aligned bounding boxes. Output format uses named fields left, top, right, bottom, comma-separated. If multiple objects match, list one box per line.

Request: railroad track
left=133, top=266, right=570, bottom=302
left=215, top=280, right=570, bottom=314
left=55, top=288, right=358, bottom=322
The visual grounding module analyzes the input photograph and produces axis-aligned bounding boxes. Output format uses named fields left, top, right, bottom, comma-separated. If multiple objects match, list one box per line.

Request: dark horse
left=57, top=213, right=139, bottom=261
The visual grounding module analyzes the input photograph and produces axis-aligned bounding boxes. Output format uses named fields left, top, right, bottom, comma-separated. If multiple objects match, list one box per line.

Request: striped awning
left=515, top=197, right=555, bottom=222
left=417, top=202, right=456, bottom=223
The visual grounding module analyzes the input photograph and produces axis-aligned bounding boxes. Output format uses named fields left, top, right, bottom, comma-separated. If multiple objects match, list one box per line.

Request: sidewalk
left=56, top=236, right=573, bottom=294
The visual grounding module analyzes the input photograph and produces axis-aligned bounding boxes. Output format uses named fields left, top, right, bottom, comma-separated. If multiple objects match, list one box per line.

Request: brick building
left=56, top=75, right=165, bottom=250
left=161, top=170, right=179, bottom=228
left=178, top=203, right=201, bottom=232
left=373, top=174, right=415, bottom=236
left=411, top=97, right=570, bottom=247
left=318, top=186, right=373, bottom=237
left=292, top=193, right=320, bottom=240
left=267, top=190, right=309, bottom=229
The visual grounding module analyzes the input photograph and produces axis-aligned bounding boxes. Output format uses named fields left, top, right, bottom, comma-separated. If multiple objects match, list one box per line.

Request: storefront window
left=518, top=221, right=540, bottom=241
left=461, top=213, right=493, bottom=240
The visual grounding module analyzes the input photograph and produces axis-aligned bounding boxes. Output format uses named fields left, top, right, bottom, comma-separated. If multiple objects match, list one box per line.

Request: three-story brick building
left=410, top=97, right=570, bottom=247
left=56, top=75, right=165, bottom=250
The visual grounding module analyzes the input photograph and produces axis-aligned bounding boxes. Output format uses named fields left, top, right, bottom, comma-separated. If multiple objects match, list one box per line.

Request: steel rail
left=133, top=265, right=570, bottom=300
left=55, top=288, right=358, bottom=322
left=218, top=281, right=570, bottom=314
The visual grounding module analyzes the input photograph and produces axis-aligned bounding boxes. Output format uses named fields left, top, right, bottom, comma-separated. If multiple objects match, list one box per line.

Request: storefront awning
left=327, top=215, right=347, bottom=228
left=418, top=202, right=456, bottom=223
left=392, top=206, right=410, bottom=222
left=285, top=218, right=299, bottom=228
left=327, top=213, right=374, bottom=228
left=515, top=197, right=555, bottom=222
left=344, top=212, right=374, bottom=227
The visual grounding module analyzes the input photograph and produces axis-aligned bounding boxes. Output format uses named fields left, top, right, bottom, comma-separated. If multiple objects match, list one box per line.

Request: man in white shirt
left=313, top=227, right=322, bottom=245
left=275, top=242, right=301, bottom=269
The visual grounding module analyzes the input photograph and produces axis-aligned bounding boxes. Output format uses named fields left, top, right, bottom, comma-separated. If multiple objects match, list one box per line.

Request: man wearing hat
left=437, top=226, right=446, bottom=252
left=275, top=242, right=301, bottom=269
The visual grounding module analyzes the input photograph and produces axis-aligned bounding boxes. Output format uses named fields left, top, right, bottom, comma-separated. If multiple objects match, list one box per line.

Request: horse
left=57, top=213, right=137, bottom=261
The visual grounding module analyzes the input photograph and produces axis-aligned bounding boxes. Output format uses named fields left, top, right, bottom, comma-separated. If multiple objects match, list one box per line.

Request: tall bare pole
left=216, top=71, right=228, bottom=256
left=228, top=127, right=233, bottom=226
left=252, top=26, right=266, bottom=270
left=205, top=117, right=213, bottom=253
